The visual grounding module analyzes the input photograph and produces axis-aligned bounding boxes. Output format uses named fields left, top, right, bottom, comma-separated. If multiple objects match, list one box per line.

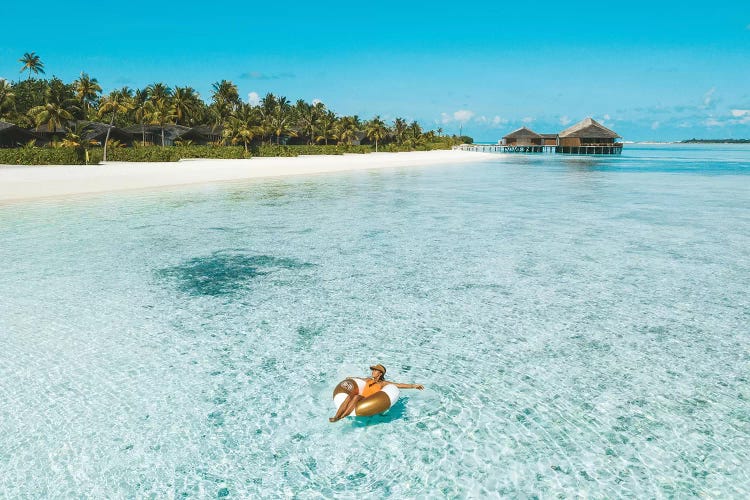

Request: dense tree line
left=1, top=53, right=470, bottom=155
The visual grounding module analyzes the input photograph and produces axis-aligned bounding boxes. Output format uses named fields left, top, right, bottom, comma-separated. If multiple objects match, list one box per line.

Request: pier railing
left=456, top=143, right=623, bottom=155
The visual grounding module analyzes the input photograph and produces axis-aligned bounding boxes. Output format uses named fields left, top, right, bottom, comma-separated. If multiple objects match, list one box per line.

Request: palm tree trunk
left=375, top=138, right=378, bottom=153
left=103, top=111, right=115, bottom=162
left=141, top=123, right=146, bottom=146
left=161, top=126, right=165, bottom=147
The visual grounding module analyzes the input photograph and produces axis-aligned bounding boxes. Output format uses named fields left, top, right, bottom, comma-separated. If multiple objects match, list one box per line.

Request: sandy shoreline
left=0, top=150, right=495, bottom=203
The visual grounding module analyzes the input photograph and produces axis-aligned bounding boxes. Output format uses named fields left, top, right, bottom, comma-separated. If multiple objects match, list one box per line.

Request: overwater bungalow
left=501, top=127, right=544, bottom=152
left=540, top=134, right=558, bottom=146
left=483, top=117, right=623, bottom=155
left=556, top=117, right=622, bottom=154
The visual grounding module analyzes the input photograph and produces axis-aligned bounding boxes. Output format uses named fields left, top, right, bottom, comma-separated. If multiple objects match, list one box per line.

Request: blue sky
left=1, top=0, right=749, bottom=141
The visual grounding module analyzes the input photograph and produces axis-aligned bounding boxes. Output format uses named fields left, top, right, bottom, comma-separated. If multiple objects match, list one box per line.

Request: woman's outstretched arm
left=388, top=382, right=424, bottom=390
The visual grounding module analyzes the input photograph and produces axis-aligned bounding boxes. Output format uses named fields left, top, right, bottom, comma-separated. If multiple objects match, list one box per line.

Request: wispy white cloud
left=651, top=121, right=660, bottom=130
left=247, top=92, right=260, bottom=105
left=453, top=110, right=475, bottom=122
left=703, top=87, right=716, bottom=107
left=441, top=109, right=475, bottom=124
left=521, top=116, right=534, bottom=123
left=559, top=115, right=571, bottom=126
left=705, top=117, right=723, bottom=127
left=491, top=115, right=508, bottom=127
left=730, top=109, right=750, bottom=117
left=603, top=114, right=611, bottom=120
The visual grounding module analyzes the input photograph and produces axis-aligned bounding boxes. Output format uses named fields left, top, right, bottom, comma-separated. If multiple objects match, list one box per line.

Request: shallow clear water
left=0, top=145, right=748, bottom=497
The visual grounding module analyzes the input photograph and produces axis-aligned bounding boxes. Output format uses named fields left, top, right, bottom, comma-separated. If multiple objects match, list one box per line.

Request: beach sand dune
left=0, top=150, right=495, bottom=203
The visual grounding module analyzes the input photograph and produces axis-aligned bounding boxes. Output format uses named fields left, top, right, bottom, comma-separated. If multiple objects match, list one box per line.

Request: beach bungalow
left=176, top=125, right=224, bottom=145
left=124, top=124, right=190, bottom=146
left=81, top=122, right=135, bottom=147
left=0, top=121, right=40, bottom=147
left=557, top=117, right=622, bottom=154
left=29, top=122, right=68, bottom=144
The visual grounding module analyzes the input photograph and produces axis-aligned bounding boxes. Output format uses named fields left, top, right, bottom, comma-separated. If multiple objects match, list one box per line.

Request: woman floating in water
left=329, top=364, right=424, bottom=422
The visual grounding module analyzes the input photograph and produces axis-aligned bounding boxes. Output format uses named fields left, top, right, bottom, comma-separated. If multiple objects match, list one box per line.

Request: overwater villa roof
left=540, top=133, right=558, bottom=139
left=559, top=117, right=619, bottom=139
left=503, top=127, right=542, bottom=139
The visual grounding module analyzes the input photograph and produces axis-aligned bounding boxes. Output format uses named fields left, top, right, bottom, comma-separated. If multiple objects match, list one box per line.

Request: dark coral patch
left=158, top=252, right=314, bottom=296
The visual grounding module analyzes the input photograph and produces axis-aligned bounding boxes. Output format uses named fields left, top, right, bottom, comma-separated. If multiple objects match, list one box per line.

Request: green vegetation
left=0, top=145, right=100, bottom=165
left=105, top=145, right=248, bottom=162
left=0, top=52, right=472, bottom=164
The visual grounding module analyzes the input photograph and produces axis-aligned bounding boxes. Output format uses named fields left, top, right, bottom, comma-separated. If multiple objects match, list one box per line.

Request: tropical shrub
left=0, top=146, right=87, bottom=165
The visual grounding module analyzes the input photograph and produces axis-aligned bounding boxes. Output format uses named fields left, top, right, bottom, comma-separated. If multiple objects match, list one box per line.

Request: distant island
left=681, top=139, right=750, bottom=144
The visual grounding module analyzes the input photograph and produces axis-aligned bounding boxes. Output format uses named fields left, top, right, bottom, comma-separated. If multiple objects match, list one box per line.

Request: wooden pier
left=457, top=144, right=623, bottom=155
left=464, top=118, right=624, bottom=155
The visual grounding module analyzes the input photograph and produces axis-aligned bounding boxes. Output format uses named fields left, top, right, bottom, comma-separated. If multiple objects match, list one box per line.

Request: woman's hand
left=413, top=384, right=424, bottom=390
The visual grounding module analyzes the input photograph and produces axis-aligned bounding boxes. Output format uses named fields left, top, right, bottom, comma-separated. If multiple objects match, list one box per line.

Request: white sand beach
left=0, top=150, right=494, bottom=203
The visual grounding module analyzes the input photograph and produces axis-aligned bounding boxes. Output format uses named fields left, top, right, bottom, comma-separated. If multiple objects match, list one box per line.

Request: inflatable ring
left=332, top=378, right=400, bottom=416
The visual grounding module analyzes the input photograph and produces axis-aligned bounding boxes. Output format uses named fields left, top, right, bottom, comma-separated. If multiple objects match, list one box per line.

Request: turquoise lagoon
left=0, top=145, right=748, bottom=497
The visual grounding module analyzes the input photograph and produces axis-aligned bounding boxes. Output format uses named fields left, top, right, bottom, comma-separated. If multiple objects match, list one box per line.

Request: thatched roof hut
left=559, top=118, right=619, bottom=146
left=176, top=125, right=224, bottom=145
left=0, top=121, right=41, bottom=147
left=124, top=124, right=190, bottom=146
left=81, top=122, right=135, bottom=146
left=502, top=127, right=542, bottom=146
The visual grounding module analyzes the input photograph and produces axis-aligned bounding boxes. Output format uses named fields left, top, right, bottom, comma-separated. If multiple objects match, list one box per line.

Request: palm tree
left=98, top=87, right=133, bottom=161
left=258, top=93, right=277, bottom=143
left=294, top=99, right=318, bottom=145
left=19, top=52, right=45, bottom=80
left=146, top=82, right=172, bottom=103
left=404, top=121, right=426, bottom=148
left=393, top=117, right=407, bottom=145
left=336, top=116, right=358, bottom=145
left=59, top=123, right=99, bottom=164
left=365, top=116, right=388, bottom=152
left=28, top=101, right=74, bottom=135
left=73, top=72, right=102, bottom=118
left=131, top=89, right=149, bottom=145
left=271, top=96, right=293, bottom=145
left=223, top=105, right=260, bottom=153
left=211, top=80, right=240, bottom=124
left=172, top=86, right=201, bottom=126
left=0, top=79, right=15, bottom=120
left=144, top=96, right=176, bottom=147
left=315, top=110, right=337, bottom=145
left=28, top=79, right=79, bottom=135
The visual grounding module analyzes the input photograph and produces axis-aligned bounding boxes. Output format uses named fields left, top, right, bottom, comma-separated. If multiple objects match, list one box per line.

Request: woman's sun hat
left=369, top=364, right=386, bottom=375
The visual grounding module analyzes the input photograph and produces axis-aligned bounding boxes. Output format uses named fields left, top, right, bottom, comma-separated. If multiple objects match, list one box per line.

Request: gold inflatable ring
left=332, top=378, right=400, bottom=416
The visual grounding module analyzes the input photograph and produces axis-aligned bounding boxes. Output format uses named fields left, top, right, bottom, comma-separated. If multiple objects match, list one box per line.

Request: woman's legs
left=329, top=394, right=363, bottom=422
